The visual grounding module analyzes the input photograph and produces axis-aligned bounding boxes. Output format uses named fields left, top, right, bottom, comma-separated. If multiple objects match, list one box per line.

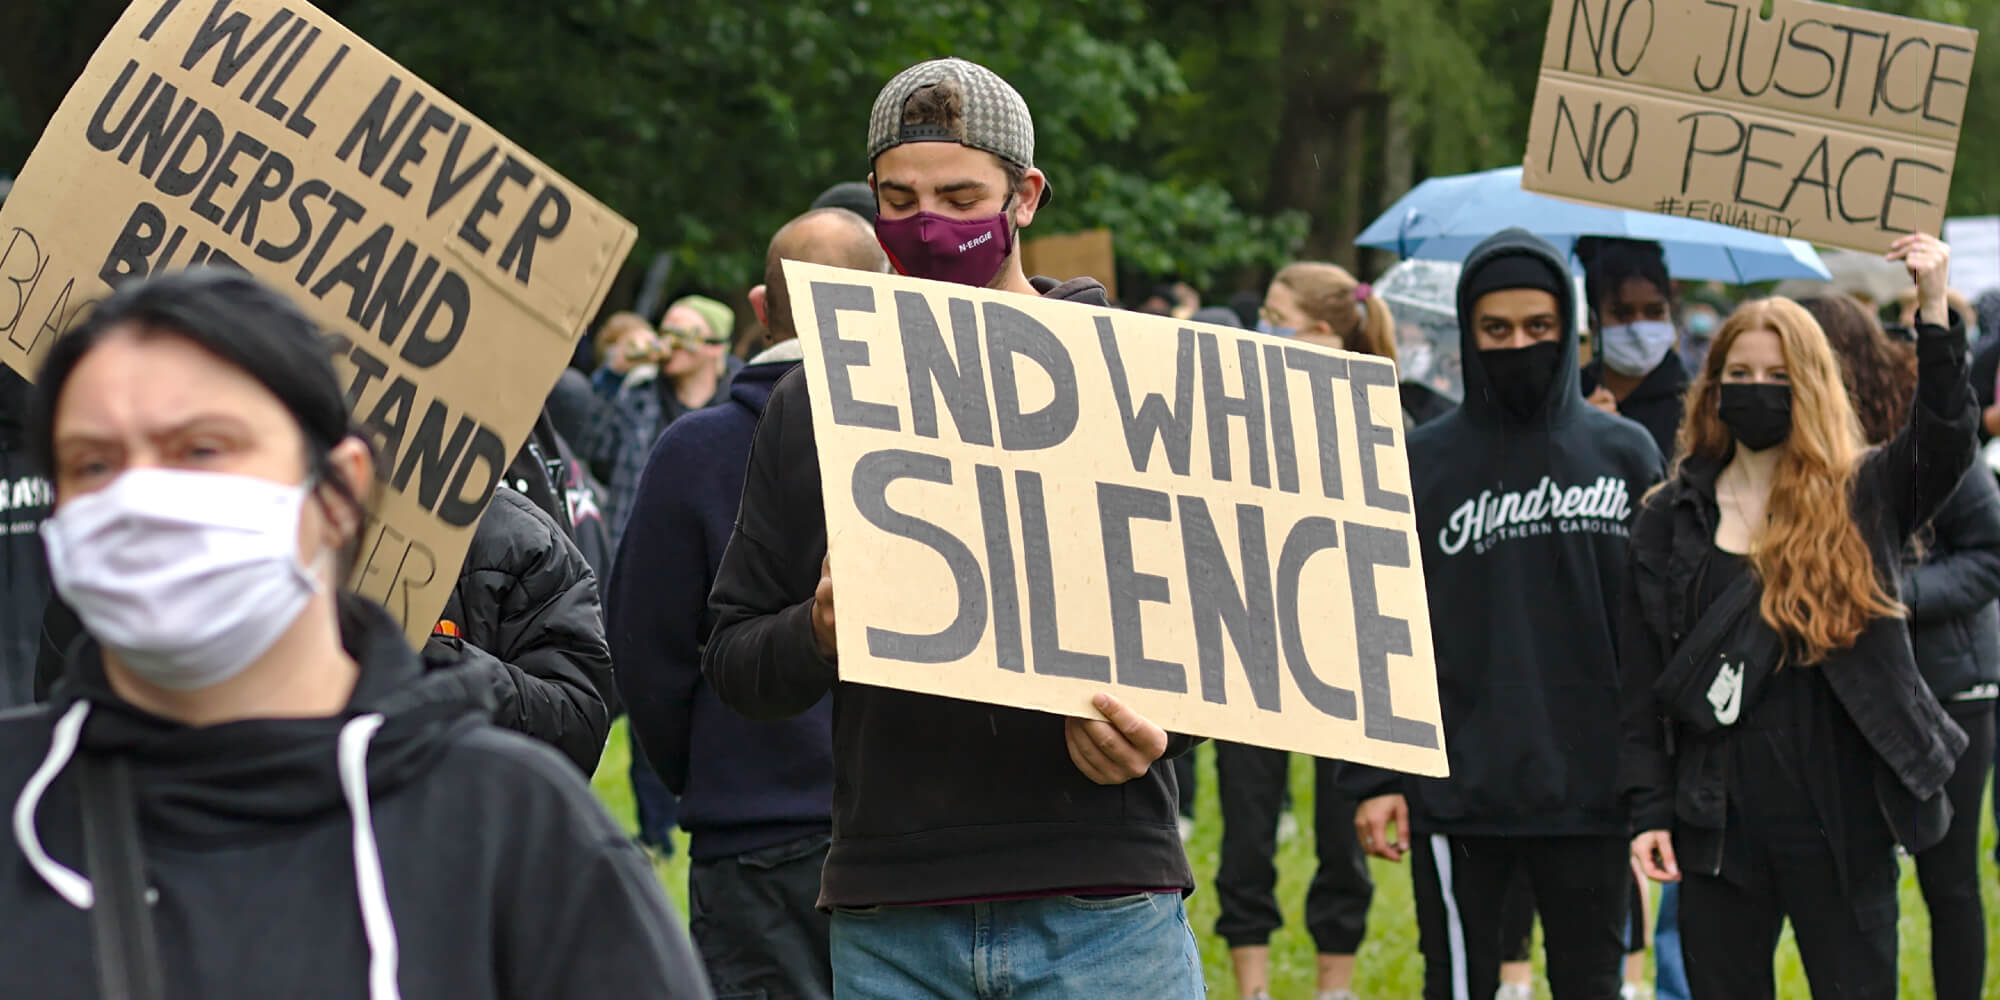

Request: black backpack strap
left=79, top=753, right=165, bottom=1000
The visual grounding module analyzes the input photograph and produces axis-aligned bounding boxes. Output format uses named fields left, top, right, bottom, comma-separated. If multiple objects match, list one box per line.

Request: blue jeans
left=829, top=893, right=1205, bottom=999
left=1654, top=881, right=1690, bottom=1000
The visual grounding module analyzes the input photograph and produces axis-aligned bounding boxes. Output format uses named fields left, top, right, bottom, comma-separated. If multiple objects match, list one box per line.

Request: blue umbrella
left=1357, top=166, right=1830, bottom=283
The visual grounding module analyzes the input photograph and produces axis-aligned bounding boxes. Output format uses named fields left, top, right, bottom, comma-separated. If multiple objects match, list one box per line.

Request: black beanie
left=812, top=181, right=878, bottom=221
left=1460, top=250, right=1567, bottom=310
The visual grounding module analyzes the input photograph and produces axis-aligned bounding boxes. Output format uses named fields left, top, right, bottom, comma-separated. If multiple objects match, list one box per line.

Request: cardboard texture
left=1524, top=0, right=1977, bottom=253
left=0, top=0, right=637, bottom=646
left=1021, top=229, right=1117, bottom=303
left=785, top=260, right=1449, bottom=773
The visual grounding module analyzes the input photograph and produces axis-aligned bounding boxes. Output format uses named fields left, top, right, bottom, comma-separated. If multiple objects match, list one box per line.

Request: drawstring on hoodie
left=14, top=700, right=94, bottom=909
left=338, top=713, right=402, bottom=1000
left=13, top=704, right=402, bottom=999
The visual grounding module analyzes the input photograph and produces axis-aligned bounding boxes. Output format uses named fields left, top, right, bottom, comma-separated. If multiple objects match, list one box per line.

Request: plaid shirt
left=584, top=359, right=741, bottom=553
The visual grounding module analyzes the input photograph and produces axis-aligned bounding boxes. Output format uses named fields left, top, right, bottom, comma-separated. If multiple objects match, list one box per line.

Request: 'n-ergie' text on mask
left=874, top=197, right=1016, bottom=288
left=41, top=467, right=322, bottom=691
left=1718, top=383, right=1793, bottom=452
left=1598, top=320, right=1678, bottom=376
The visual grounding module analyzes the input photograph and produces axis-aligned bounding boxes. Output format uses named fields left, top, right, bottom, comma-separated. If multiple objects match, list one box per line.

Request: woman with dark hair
left=0, top=270, right=708, bottom=998
left=1579, top=237, right=1690, bottom=459
left=1622, top=235, right=1972, bottom=998
left=1806, top=291, right=1999, bottom=1000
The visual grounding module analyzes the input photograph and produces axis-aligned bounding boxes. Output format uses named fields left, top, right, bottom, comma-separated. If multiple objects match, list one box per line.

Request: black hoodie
left=0, top=599, right=709, bottom=999
left=1341, top=230, right=1665, bottom=837
left=703, top=276, right=1197, bottom=908
left=0, top=368, right=50, bottom=709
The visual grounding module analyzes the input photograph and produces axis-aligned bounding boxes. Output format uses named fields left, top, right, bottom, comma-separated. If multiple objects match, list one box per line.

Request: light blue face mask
left=1598, top=320, right=1678, bottom=377
left=1256, top=317, right=1297, bottom=338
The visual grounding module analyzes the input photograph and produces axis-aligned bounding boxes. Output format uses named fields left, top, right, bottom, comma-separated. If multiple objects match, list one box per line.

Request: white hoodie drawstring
left=13, top=701, right=94, bottom=909
left=13, top=703, right=402, bottom=998
left=337, top=713, right=402, bottom=1000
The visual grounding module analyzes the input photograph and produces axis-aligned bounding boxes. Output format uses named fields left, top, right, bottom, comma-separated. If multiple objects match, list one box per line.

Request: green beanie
left=668, top=295, right=734, bottom=343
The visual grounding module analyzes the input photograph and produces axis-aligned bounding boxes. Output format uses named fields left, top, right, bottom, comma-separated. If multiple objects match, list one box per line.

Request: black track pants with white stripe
left=1410, top=833, right=1628, bottom=1000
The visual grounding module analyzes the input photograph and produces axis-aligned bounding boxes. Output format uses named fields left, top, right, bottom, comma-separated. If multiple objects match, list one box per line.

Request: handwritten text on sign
left=0, top=0, right=637, bottom=644
left=1523, top=0, right=1977, bottom=252
left=788, top=262, right=1448, bottom=774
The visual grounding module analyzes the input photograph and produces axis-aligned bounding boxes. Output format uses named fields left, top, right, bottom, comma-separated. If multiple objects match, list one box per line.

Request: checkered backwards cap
left=867, top=58, right=1050, bottom=206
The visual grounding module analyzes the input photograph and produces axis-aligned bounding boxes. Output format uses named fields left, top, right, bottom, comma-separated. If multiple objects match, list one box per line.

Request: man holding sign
left=704, top=58, right=1203, bottom=998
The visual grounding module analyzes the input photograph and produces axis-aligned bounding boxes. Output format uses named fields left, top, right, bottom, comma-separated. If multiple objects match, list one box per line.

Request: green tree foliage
left=329, top=0, right=1303, bottom=294
left=4, top=0, right=2000, bottom=299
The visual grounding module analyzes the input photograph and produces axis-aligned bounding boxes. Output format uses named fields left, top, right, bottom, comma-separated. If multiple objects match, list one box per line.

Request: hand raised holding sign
left=1888, top=233, right=1953, bottom=327
left=1065, top=693, right=1170, bottom=785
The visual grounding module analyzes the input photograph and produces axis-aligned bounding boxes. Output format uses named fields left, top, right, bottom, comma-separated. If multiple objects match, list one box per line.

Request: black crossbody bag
left=1652, top=569, right=1784, bottom=735
left=79, top=753, right=165, bottom=1000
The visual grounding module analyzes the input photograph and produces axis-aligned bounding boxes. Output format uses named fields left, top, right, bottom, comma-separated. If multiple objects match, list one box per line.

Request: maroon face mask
left=874, top=197, right=1015, bottom=287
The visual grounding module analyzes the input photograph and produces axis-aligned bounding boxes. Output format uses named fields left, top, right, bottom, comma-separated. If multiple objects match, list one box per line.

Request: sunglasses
left=659, top=326, right=727, bottom=351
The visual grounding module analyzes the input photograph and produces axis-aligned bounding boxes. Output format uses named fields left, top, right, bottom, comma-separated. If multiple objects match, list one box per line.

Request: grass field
left=591, top=719, right=2000, bottom=997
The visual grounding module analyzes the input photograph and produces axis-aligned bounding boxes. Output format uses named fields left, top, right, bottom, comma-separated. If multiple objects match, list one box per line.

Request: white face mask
left=1598, top=319, right=1678, bottom=377
left=41, top=467, right=322, bottom=691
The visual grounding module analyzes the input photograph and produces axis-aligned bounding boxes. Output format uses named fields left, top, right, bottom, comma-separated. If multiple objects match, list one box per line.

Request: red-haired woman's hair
left=1674, top=297, right=1902, bottom=663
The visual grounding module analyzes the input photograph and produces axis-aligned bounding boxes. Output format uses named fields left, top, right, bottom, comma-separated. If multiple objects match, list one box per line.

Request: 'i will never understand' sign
left=0, top=0, right=637, bottom=645
left=786, top=261, right=1448, bottom=773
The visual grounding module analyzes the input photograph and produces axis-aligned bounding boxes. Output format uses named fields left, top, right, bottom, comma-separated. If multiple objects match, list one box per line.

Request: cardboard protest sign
left=1022, top=230, right=1117, bottom=302
left=1523, top=0, right=1977, bottom=253
left=0, top=0, right=637, bottom=645
left=786, top=261, right=1448, bottom=773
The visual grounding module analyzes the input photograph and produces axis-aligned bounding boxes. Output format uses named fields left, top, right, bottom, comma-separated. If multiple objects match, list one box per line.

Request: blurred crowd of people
left=0, top=51, right=1992, bottom=1000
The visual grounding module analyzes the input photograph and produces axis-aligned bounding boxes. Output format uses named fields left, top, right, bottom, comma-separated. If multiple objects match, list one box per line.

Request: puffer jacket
left=424, top=486, right=615, bottom=775
left=1904, top=464, right=2000, bottom=701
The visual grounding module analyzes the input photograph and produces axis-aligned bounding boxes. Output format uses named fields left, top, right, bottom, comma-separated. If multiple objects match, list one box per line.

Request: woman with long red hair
left=1617, top=234, right=1973, bottom=998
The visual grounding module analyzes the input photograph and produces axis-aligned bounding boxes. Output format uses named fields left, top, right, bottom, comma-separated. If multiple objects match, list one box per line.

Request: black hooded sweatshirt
left=1341, top=230, right=1665, bottom=837
left=0, top=599, right=709, bottom=999
left=703, top=276, right=1197, bottom=908
left=0, top=367, right=51, bottom=709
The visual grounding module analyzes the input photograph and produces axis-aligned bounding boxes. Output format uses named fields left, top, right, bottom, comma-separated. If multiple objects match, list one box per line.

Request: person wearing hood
left=1622, top=237, right=1972, bottom=998
left=612, top=206, right=885, bottom=1000
left=704, top=57, right=1202, bottom=999
left=1342, top=229, right=1664, bottom=1000
left=0, top=365, right=52, bottom=708
left=0, top=269, right=707, bottom=999
left=1579, top=238, right=1692, bottom=460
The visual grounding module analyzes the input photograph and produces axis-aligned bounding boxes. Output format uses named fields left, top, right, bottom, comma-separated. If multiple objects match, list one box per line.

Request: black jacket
left=0, top=370, right=50, bottom=710
left=1, top=599, right=708, bottom=999
left=1340, top=230, right=1665, bottom=837
left=425, top=487, right=616, bottom=775
left=1619, top=317, right=1976, bottom=871
left=611, top=356, right=834, bottom=862
left=1905, top=464, right=2000, bottom=700
left=1582, top=349, right=1691, bottom=461
left=703, top=276, right=1197, bottom=908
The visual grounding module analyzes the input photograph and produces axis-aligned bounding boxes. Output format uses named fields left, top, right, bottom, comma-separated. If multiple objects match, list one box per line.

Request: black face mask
left=1480, top=341, right=1564, bottom=422
left=1718, top=383, right=1792, bottom=451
